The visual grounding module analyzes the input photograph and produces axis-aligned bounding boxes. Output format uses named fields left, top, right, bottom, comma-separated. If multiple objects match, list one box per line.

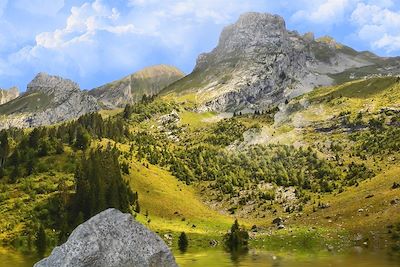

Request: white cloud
left=35, top=0, right=137, bottom=49
left=351, top=3, right=400, bottom=52
left=292, top=0, right=356, bottom=24
left=13, top=0, right=64, bottom=16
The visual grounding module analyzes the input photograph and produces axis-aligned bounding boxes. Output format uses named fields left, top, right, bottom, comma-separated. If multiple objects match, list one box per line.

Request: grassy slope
left=1, top=76, right=399, bottom=254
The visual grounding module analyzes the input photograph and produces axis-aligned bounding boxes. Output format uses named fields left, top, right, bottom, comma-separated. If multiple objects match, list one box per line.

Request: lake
left=1, top=247, right=399, bottom=266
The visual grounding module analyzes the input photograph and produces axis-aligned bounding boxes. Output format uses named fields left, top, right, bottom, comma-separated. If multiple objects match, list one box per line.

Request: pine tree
left=35, top=225, right=47, bottom=257
left=224, top=219, right=249, bottom=251
left=75, top=126, right=91, bottom=150
left=178, top=232, right=189, bottom=252
left=0, top=131, right=9, bottom=168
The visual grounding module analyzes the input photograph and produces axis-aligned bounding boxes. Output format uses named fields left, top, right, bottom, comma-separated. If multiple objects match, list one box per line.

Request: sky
left=0, top=0, right=400, bottom=91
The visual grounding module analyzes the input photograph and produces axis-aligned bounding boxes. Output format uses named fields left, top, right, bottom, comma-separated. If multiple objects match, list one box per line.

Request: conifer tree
left=35, top=225, right=47, bottom=257
left=178, top=232, right=189, bottom=252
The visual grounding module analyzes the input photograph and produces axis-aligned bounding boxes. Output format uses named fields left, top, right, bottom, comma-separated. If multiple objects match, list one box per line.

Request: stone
left=34, top=208, right=177, bottom=267
left=277, top=224, right=285, bottom=230
left=0, top=86, right=19, bottom=105
left=272, top=217, right=283, bottom=225
left=209, top=239, right=218, bottom=247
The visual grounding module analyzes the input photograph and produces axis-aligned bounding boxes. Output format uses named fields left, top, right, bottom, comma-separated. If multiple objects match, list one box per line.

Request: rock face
left=90, top=65, right=184, bottom=109
left=0, top=73, right=99, bottom=129
left=35, top=208, right=177, bottom=267
left=163, top=12, right=400, bottom=112
left=0, top=86, right=19, bottom=105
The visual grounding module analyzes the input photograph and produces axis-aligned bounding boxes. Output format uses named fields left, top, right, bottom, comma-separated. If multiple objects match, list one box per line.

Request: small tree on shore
left=35, top=224, right=47, bottom=257
left=224, top=219, right=249, bottom=251
left=178, top=232, right=189, bottom=252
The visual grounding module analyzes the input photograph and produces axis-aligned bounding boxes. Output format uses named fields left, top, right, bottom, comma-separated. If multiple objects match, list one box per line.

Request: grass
left=0, top=92, right=51, bottom=115
left=179, top=111, right=217, bottom=129
left=123, top=155, right=233, bottom=234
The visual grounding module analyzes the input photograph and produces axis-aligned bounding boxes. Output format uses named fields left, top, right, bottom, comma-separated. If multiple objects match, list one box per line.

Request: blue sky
left=0, top=0, right=400, bottom=91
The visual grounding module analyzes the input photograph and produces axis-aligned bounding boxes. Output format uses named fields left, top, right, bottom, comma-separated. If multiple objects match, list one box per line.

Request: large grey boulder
left=34, top=208, right=178, bottom=267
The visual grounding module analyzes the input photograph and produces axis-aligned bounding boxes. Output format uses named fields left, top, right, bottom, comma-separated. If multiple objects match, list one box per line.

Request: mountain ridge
left=90, top=64, right=184, bottom=109
left=162, top=12, right=400, bottom=112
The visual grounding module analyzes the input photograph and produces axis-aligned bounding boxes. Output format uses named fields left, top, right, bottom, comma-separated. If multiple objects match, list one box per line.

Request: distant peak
left=132, top=64, right=185, bottom=79
left=27, top=72, right=80, bottom=94
left=316, top=36, right=343, bottom=49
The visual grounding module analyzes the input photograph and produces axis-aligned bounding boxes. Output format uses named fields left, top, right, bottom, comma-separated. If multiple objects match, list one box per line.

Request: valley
left=0, top=11, right=399, bottom=267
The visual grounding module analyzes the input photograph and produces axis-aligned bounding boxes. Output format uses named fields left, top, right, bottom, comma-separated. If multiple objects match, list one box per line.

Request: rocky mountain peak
left=196, top=12, right=288, bottom=69
left=0, top=86, right=19, bottom=105
left=165, top=12, right=400, bottom=112
left=27, top=72, right=80, bottom=95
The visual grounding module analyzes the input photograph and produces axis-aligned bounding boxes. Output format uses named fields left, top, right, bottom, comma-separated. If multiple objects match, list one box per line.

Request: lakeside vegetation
left=0, top=77, right=399, bottom=259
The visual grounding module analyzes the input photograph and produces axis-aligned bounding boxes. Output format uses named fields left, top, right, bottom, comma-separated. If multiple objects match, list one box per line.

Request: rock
left=277, top=224, right=285, bottom=230
left=164, top=12, right=399, bottom=112
left=34, top=208, right=177, bottom=267
left=0, top=86, right=19, bottom=105
left=164, top=234, right=173, bottom=240
left=272, top=217, right=283, bottom=225
left=354, top=233, right=363, bottom=242
left=358, top=208, right=364, bottom=213
left=0, top=73, right=99, bottom=129
left=209, top=239, right=219, bottom=247
left=390, top=199, right=399, bottom=205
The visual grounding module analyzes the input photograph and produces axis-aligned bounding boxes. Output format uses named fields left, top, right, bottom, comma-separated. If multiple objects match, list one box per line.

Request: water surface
left=1, top=247, right=399, bottom=267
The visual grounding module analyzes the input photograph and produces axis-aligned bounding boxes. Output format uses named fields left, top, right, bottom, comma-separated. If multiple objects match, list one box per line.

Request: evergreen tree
left=178, top=232, right=189, bottom=252
left=35, top=225, right=47, bottom=257
left=75, top=126, right=91, bottom=150
left=0, top=131, right=9, bottom=168
left=224, top=219, right=249, bottom=251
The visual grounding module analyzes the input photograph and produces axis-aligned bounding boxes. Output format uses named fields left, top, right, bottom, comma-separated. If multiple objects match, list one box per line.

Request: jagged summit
left=163, top=12, right=400, bottom=112
left=27, top=72, right=80, bottom=95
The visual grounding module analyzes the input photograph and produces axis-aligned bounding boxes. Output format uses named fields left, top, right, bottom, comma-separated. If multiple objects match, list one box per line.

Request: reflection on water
left=174, top=247, right=400, bottom=267
left=0, top=247, right=399, bottom=267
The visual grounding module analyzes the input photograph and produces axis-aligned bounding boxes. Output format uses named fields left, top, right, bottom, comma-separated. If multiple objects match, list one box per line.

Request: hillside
left=0, top=87, right=19, bottom=105
left=0, top=76, right=399, bottom=261
left=0, top=73, right=99, bottom=129
left=90, top=65, right=184, bottom=109
left=161, top=12, right=400, bottom=112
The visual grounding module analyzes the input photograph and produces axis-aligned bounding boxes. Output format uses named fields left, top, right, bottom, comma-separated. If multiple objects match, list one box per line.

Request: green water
left=1, top=247, right=399, bottom=267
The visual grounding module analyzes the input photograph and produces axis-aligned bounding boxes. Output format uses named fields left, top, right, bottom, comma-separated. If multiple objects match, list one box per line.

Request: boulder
left=34, top=208, right=177, bottom=267
left=272, top=217, right=283, bottom=225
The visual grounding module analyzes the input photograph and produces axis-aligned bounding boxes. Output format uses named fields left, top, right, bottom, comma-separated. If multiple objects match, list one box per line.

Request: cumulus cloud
left=0, top=0, right=268, bottom=89
left=35, top=0, right=137, bottom=49
left=351, top=2, right=400, bottom=52
left=291, top=0, right=356, bottom=24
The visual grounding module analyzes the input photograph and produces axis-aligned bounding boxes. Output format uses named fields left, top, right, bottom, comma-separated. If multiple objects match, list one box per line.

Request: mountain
left=0, top=86, right=19, bottom=105
left=0, top=73, right=99, bottom=129
left=90, top=64, right=184, bottom=109
left=162, top=12, right=400, bottom=112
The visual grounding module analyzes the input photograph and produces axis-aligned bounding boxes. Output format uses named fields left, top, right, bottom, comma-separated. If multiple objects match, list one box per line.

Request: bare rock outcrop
left=35, top=208, right=177, bottom=267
